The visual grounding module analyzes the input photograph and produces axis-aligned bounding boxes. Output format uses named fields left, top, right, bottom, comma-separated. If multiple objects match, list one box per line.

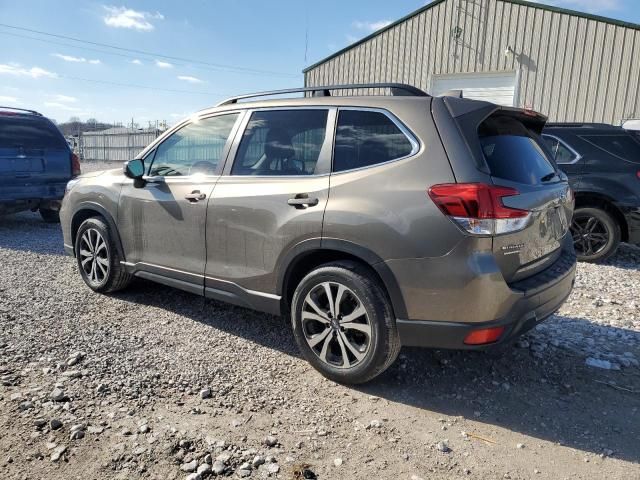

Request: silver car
left=60, top=84, right=576, bottom=384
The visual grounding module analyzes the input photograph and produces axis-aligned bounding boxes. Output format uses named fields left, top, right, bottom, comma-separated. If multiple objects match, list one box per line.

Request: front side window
left=148, top=113, right=239, bottom=176
left=333, top=110, right=415, bottom=172
left=580, top=134, right=640, bottom=164
left=479, top=115, right=557, bottom=185
left=232, top=109, right=328, bottom=176
left=542, top=135, right=579, bottom=164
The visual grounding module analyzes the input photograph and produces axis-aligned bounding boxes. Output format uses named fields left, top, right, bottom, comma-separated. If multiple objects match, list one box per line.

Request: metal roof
left=303, top=0, right=640, bottom=74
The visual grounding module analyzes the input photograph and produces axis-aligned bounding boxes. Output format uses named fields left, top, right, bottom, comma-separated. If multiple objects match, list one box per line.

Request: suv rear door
left=0, top=114, right=70, bottom=192
left=204, top=108, right=334, bottom=305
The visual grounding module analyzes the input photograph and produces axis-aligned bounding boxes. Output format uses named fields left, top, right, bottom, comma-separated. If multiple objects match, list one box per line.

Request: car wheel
left=571, top=207, right=621, bottom=262
left=291, top=261, right=401, bottom=384
left=39, top=207, right=60, bottom=223
left=75, top=217, right=133, bottom=293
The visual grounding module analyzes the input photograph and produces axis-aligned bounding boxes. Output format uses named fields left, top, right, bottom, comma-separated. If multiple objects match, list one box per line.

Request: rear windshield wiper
left=540, top=172, right=558, bottom=182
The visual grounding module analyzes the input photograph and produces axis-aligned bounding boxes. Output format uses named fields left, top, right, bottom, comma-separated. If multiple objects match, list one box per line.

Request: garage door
left=430, top=72, right=517, bottom=106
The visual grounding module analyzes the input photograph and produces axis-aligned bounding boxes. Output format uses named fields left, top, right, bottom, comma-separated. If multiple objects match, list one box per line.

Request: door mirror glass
left=124, top=159, right=145, bottom=178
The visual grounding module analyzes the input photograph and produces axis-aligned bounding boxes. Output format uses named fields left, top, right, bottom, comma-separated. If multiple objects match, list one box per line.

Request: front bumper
left=396, top=248, right=576, bottom=349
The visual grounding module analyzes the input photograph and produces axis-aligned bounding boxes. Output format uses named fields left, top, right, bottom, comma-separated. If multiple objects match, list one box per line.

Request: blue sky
left=1, top=0, right=638, bottom=126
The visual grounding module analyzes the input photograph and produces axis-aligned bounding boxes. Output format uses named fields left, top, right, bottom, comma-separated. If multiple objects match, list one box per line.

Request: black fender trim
left=71, top=202, right=126, bottom=261
left=276, top=237, right=408, bottom=319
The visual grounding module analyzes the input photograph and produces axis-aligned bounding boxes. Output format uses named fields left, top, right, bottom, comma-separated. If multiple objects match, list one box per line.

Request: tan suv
left=60, top=84, right=576, bottom=383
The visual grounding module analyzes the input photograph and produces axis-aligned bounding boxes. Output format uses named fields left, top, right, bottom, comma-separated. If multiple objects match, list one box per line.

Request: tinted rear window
left=0, top=117, right=67, bottom=149
left=479, top=115, right=556, bottom=185
left=333, top=110, right=414, bottom=172
left=580, top=134, right=640, bottom=163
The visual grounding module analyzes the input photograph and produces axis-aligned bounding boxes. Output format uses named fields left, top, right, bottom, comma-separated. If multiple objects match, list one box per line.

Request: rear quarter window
left=479, top=115, right=556, bottom=185
left=580, top=134, right=640, bottom=163
left=0, top=117, right=67, bottom=149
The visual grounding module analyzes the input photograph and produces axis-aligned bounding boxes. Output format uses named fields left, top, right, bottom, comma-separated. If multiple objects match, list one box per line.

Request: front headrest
left=264, top=128, right=295, bottom=159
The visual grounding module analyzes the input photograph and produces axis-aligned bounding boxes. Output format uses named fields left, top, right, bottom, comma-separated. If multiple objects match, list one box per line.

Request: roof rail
left=545, top=122, right=618, bottom=129
left=216, top=83, right=429, bottom=107
left=0, top=106, right=42, bottom=116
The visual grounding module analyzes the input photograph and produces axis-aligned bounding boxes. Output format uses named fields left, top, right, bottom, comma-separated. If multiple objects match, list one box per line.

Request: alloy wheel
left=79, top=228, right=110, bottom=286
left=301, top=282, right=372, bottom=369
left=571, top=214, right=609, bottom=257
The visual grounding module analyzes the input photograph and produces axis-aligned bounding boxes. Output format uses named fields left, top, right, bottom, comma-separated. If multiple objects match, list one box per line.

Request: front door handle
left=185, top=190, right=206, bottom=202
left=288, top=194, right=319, bottom=209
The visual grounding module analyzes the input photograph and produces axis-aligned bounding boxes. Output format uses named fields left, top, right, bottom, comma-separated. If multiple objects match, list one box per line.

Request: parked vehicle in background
left=0, top=107, right=81, bottom=222
left=60, top=84, right=576, bottom=384
left=542, top=123, right=640, bottom=262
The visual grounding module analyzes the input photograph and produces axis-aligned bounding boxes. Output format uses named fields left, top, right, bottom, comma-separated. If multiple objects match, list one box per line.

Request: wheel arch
left=574, top=191, right=629, bottom=242
left=70, top=203, right=126, bottom=260
left=278, top=239, right=407, bottom=319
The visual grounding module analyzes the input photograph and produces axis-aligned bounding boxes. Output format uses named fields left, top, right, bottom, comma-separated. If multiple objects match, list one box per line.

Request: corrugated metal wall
left=304, top=0, right=640, bottom=125
left=80, top=130, right=161, bottom=162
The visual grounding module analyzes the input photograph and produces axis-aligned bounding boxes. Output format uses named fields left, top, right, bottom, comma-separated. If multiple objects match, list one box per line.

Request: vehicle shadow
left=0, top=212, right=65, bottom=256
left=602, top=243, right=640, bottom=271
left=116, top=280, right=640, bottom=464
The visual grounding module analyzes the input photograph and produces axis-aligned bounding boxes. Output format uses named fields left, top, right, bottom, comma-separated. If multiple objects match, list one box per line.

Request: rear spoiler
left=431, top=96, right=548, bottom=179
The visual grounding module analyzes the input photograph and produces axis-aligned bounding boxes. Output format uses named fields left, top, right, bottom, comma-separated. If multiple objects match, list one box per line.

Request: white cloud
left=44, top=102, right=82, bottom=111
left=103, top=6, right=164, bottom=31
left=130, top=59, right=142, bottom=65
left=0, top=64, right=57, bottom=79
left=51, top=94, right=77, bottom=103
left=0, top=95, right=19, bottom=104
left=53, top=53, right=85, bottom=63
left=53, top=53, right=101, bottom=64
left=177, top=75, right=203, bottom=84
left=352, top=20, right=392, bottom=32
left=155, top=60, right=173, bottom=68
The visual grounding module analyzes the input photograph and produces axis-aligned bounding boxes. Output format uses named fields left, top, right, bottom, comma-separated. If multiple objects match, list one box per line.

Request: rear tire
left=75, top=217, right=133, bottom=293
left=291, top=261, right=401, bottom=384
left=571, top=207, right=620, bottom=262
left=39, top=207, right=60, bottom=223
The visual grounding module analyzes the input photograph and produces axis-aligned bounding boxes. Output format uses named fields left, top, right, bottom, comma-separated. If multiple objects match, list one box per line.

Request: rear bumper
left=0, top=183, right=67, bottom=214
left=396, top=248, right=576, bottom=349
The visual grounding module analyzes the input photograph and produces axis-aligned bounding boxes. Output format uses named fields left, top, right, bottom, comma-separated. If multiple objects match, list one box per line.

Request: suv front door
left=204, top=108, right=335, bottom=308
left=118, top=113, right=242, bottom=290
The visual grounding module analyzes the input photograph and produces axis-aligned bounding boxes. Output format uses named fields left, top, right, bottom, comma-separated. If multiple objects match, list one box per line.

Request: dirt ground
left=1, top=198, right=639, bottom=479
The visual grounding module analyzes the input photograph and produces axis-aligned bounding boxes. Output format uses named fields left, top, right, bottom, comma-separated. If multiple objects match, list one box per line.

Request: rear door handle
left=288, top=194, right=319, bottom=209
left=185, top=190, right=206, bottom=202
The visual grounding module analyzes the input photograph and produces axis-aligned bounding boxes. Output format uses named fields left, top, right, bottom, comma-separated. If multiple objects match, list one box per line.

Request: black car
left=0, top=107, right=80, bottom=222
left=542, top=123, right=640, bottom=262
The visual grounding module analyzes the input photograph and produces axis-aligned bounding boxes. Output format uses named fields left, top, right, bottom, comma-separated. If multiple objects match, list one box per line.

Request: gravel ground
left=1, top=176, right=639, bottom=479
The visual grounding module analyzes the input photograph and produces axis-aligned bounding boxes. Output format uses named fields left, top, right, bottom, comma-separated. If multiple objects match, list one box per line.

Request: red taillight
left=428, top=183, right=527, bottom=219
left=71, top=152, right=81, bottom=177
left=464, top=326, right=505, bottom=345
left=428, top=183, right=531, bottom=236
left=636, top=170, right=640, bottom=180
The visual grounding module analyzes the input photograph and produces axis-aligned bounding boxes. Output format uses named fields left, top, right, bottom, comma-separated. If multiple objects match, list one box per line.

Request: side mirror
left=124, top=159, right=145, bottom=178
left=123, top=159, right=146, bottom=188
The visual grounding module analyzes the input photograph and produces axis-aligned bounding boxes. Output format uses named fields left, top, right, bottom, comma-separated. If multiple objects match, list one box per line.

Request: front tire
left=75, top=217, right=133, bottom=293
left=571, top=207, right=620, bottom=262
left=291, top=261, right=400, bottom=384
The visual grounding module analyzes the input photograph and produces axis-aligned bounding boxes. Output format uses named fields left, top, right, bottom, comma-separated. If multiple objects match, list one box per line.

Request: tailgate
left=0, top=116, right=71, bottom=187
left=478, top=111, right=573, bottom=283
